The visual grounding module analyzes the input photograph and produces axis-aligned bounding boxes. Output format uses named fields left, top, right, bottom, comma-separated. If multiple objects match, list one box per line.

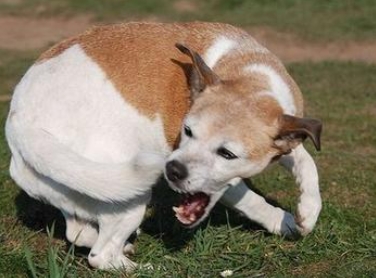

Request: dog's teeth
left=195, top=205, right=202, bottom=212
left=176, top=213, right=184, bottom=221
left=173, top=206, right=183, bottom=214
left=175, top=212, right=193, bottom=225
left=177, top=214, right=190, bottom=225
left=189, top=214, right=196, bottom=222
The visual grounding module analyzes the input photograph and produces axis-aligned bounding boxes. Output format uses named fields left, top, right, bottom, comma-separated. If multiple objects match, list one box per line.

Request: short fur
left=6, top=22, right=322, bottom=270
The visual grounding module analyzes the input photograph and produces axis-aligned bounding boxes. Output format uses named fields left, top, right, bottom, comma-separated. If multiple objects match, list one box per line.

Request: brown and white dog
left=6, top=22, right=322, bottom=270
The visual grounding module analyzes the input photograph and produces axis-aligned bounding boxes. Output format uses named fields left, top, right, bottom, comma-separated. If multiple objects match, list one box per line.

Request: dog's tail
left=6, top=119, right=166, bottom=203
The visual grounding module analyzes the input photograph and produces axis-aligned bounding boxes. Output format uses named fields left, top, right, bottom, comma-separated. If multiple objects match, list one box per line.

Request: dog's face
left=165, top=44, right=321, bottom=226
left=167, top=85, right=280, bottom=194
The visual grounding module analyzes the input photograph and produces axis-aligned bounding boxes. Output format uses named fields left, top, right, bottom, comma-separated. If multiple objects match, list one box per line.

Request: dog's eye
left=184, top=125, right=193, bottom=137
left=216, top=147, right=238, bottom=160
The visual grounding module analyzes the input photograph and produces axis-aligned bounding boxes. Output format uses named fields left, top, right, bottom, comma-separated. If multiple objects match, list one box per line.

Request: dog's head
left=165, top=44, right=322, bottom=227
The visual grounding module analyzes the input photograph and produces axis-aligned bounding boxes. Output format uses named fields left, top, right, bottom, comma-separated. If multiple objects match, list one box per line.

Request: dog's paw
left=278, top=211, right=299, bottom=238
left=296, top=197, right=322, bottom=235
left=263, top=209, right=298, bottom=237
left=123, top=242, right=135, bottom=255
left=88, top=252, right=137, bottom=271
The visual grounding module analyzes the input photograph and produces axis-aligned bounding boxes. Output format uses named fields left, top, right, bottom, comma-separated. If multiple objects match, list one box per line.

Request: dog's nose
left=165, top=160, right=188, bottom=182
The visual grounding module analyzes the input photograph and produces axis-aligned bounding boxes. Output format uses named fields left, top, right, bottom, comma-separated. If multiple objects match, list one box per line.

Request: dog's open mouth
left=173, top=192, right=210, bottom=225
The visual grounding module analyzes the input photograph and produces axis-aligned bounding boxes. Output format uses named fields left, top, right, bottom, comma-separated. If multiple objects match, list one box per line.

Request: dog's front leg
left=220, top=180, right=298, bottom=236
left=279, top=144, right=322, bottom=235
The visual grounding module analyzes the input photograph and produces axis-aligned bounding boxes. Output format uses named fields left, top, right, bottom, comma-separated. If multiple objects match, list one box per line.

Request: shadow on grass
left=15, top=190, right=66, bottom=239
left=13, top=177, right=290, bottom=255
left=14, top=190, right=91, bottom=257
left=142, top=178, right=290, bottom=252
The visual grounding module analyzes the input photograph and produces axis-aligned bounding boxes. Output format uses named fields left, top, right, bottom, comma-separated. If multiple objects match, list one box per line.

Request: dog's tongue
left=173, top=192, right=210, bottom=225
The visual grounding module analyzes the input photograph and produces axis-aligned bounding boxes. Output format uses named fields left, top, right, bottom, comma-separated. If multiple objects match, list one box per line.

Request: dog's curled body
left=6, top=22, right=322, bottom=270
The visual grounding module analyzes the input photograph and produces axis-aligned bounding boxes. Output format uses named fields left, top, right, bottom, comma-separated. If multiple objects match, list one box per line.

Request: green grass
left=1, top=0, right=376, bottom=41
left=0, top=49, right=39, bottom=96
left=200, top=0, right=376, bottom=41
left=25, top=224, right=77, bottom=278
left=0, top=48, right=375, bottom=276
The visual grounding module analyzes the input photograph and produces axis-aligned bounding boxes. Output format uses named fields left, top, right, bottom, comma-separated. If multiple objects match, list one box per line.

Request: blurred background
left=0, top=1, right=375, bottom=277
left=1, top=0, right=375, bottom=59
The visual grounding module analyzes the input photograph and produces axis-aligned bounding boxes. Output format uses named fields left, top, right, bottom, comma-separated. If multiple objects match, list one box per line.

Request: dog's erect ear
left=274, top=114, right=322, bottom=153
left=176, top=43, right=220, bottom=96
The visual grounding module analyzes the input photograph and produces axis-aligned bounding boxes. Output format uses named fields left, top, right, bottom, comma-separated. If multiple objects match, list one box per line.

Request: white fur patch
left=245, top=64, right=296, bottom=115
left=279, top=144, right=321, bottom=235
left=203, top=36, right=237, bottom=68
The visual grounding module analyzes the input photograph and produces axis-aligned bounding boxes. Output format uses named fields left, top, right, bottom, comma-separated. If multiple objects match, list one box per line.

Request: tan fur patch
left=213, top=50, right=304, bottom=117
left=36, top=22, right=304, bottom=148
left=189, top=84, right=283, bottom=160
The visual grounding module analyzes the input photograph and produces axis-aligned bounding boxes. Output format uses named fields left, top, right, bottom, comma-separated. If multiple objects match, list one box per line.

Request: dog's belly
left=10, top=152, right=98, bottom=221
left=7, top=43, right=169, bottom=216
left=9, top=150, right=148, bottom=221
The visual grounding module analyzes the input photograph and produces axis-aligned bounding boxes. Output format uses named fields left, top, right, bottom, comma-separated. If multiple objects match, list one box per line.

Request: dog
left=6, top=22, right=322, bottom=270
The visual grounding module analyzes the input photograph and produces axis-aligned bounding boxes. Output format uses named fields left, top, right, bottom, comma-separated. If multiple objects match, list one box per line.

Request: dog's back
left=37, top=22, right=303, bottom=145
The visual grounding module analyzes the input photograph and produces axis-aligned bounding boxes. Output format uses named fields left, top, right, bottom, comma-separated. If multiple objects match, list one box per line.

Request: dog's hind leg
left=279, top=144, right=322, bottom=235
left=87, top=196, right=148, bottom=270
left=63, top=212, right=98, bottom=248
left=221, top=180, right=298, bottom=236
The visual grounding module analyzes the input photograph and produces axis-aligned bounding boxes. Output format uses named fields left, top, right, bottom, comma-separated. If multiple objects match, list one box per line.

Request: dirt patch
left=0, top=95, right=12, bottom=102
left=365, top=103, right=376, bottom=117
left=0, top=0, right=22, bottom=5
left=173, top=0, right=198, bottom=13
left=1, top=16, right=376, bottom=63
left=0, top=15, right=93, bottom=50
left=248, top=26, right=376, bottom=63
left=323, top=181, right=372, bottom=208
left=291, top=260, right=333, bottom=276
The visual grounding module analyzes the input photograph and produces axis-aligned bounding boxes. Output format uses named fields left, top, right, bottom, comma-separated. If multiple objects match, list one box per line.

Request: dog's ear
left=176, top=43, right=220, bottom=97
left=274, top=114, right=322, bottom=153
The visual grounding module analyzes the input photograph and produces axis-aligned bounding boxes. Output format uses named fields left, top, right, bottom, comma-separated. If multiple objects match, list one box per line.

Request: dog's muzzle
left=165, top=159, right=212, bottom=227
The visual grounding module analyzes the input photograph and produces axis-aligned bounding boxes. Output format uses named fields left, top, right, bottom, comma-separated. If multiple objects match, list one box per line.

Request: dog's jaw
left=171, top=186, right=230, bottom=227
